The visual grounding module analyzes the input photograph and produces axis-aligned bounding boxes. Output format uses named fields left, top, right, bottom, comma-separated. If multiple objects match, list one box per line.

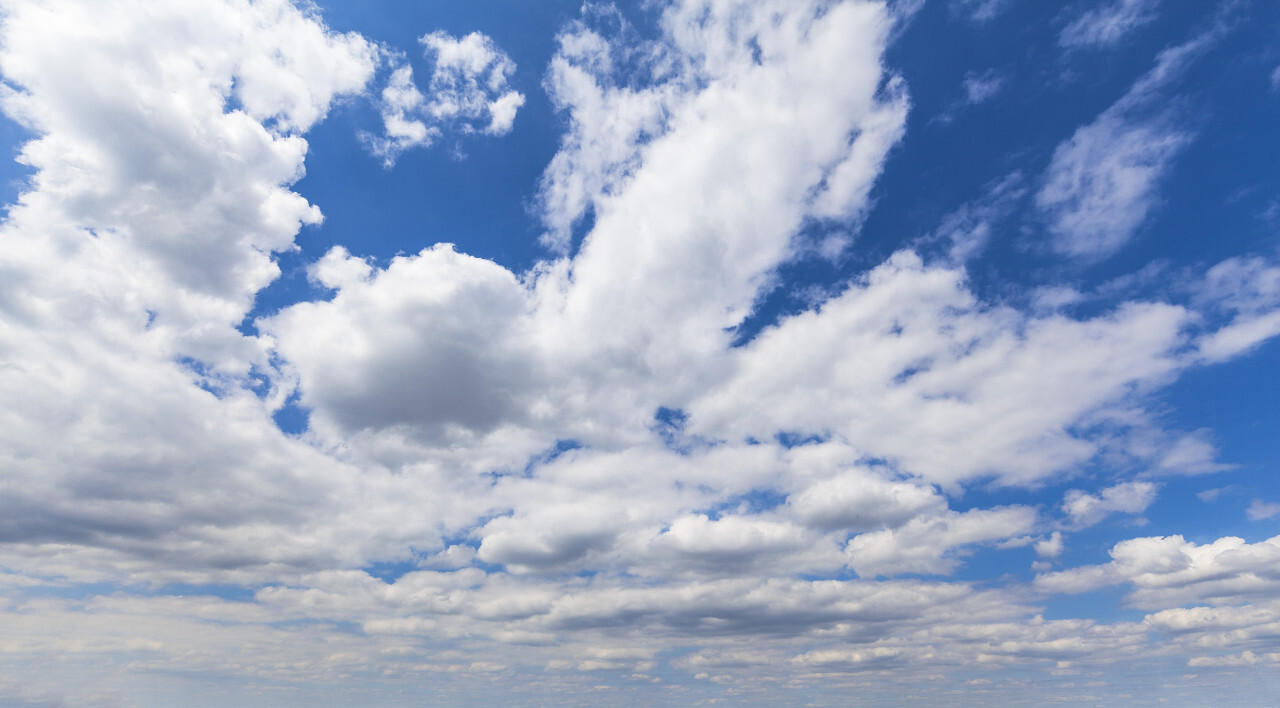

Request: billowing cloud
left=1, top=0, right=1279, bottom=704
left=1036, top=534, right=1280, bottom=608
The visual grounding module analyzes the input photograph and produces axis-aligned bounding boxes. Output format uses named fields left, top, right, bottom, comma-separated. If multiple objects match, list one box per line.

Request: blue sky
left=1, top=0, right=1279, bottom=705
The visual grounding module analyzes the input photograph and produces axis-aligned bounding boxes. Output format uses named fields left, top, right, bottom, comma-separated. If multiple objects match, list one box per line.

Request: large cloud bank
left=0, top=0, right=1277, bottom=706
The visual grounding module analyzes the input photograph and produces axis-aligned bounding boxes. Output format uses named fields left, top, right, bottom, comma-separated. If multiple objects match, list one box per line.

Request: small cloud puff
left=367, top=31, right=525, bottom=165
left=1062, top=481, right=1158, bottom=527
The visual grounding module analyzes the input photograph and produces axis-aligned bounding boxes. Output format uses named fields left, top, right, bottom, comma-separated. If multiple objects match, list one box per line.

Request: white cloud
left=1188, top=650, right=1280, bottom=667
left=420, top=31, right=525, bottom=134
left=368, top=31, right=525, bottom=165
left=926, top=171, right=1025, bottom=263
left=1036, top=534, right=1280, bottom=609
left=787, top=467, right=945, bottom=532
left=0, top=0, right=375, bottom=367
left=1036, top=532, right=1065, bottom=559
left=1195, top=256, right=1280, bottom=362
left=1, top=0, right=1279, bottom=702
left=950, top=0, right=1013, bottom=23
left=1197, top=486, right=1235, bottom=503
left=0, top=0, right=394, bottom=585
left=688, top=252, right=1195, bottom=488
left=1036, top=113, right=1188, bottom=258
left=963, top=69, right=1005, bottom=105
left=264, top=244, right=539, bottom=446
left=273, top=0, right=911, bottom=456
left=536, top=0, right=908, bottom=252
left=1062, top=481, right=1158, bottom=527
left=1246, top=500, right=1280, bottom=521
left=1060, top=0, right=1161, bottom=50
left=947, top=0, right=1013, bottom=22
left=846, top=506, right=1037, bottom=577
left=1037, top=25, right=1227, bottom=258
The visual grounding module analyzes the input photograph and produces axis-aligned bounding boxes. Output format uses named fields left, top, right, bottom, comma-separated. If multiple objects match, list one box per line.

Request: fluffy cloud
left=1246, top=500, right=1280, bottom=521
left=1062, top=481, right=1159, bottom=527
left=0, top=0, right=387, bottom=584
left=846, top=506, right=1037, bottom=577
left=1036, top=534, right=1280, bottom=609
left=266, top=244, right=539, bottom=446
left=272, top=0, right=912, bottom=456
left=368, top=31, right=525, bottom=164
left=687, top=252, right=1193, bottom=488
left=2, top=0, right=1280, bottom=704
left=536, top=0, right=908, bottom=253
left=0, top=0, right=375, bottom=365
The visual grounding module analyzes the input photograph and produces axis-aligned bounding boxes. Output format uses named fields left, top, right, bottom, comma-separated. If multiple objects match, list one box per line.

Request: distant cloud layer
left=0, top=0, right=1277, bottom=705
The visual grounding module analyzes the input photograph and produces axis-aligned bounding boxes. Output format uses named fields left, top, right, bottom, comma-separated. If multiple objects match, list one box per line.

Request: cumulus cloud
left=1036, top=532, right=1065, bottom=559
left=0, top=0, right=390, bottom=583
left=1036, top=534, right=1280, bottom=608
left=1062, top=481, right=1159, bottom=527
left=273, top=0, right=913, bottom=456
left=368, top=31, right=525, bottom=165
left=1246, top=500, right=1280, bottom=521
left=536, top=0, right=908, bottom=252
left=2, top=0, right=1280, bottom=703
left=846, top=506, right=1037, bottom=577
left=687, top=252, right=1195, bottom=488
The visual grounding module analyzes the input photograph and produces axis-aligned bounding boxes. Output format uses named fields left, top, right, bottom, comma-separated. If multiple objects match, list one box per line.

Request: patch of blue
left=17, top=581, right=119, bottom=600
left=1039, top=586, right=1147, bottom=625
left=362, top=560, right=420, bottom=584
left=271, top=393, right=311, bottom=435
left=651, top=406, right=696, bottom=453
left=176, top=356, right=222, bottom=397
left=0, top=105, right=34, bottom=214
left=523, top=438, right=583, bottom=475
left=701, top=488, right=787, bottom=519
left=773, top=431, right=827, bottom=449
left=151, top=583, right=257, bottom=602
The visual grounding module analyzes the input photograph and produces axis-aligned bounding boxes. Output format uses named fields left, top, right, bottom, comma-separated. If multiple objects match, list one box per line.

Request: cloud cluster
left=1036, top=534, right=1280, bottom=608
left=1, top=0, right=1280, bottom=704
left=369, top=31, right=525, bottom=164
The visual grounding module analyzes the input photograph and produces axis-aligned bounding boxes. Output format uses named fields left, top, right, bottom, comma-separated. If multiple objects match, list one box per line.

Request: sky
left=0, top=0, right=1279, bottom=705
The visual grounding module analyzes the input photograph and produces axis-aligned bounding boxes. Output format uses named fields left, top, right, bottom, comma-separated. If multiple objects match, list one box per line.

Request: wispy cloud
left=1037, top=23, right=1228, bottom=258
left=1060, top=0, right=1162, bottom=50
